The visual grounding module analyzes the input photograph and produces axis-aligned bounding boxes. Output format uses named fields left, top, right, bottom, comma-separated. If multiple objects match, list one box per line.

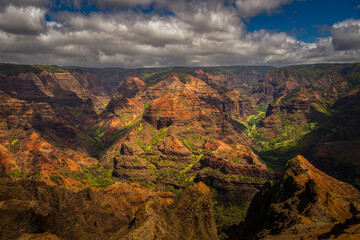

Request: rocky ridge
left=228, top=155, right=360, bottom=239
left=0, top=168, right=217, bottom=240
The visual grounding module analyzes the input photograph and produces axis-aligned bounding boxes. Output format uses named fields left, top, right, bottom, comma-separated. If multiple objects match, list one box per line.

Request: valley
left=0, top=63, right=359, bottom=239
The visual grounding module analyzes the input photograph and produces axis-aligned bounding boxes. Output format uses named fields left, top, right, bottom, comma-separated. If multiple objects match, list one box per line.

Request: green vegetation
left=26, top=172, right=41, bottom=180
left=246, top=111, right=266, bottom=127
left=68, top=165, right=114, bottom=189
left=231, top=103, right=268, bottom=134
left=143, top=100, right=149, bottom=109
left=246, top=119, right=318, bottom=170
left=340, top=71, right=360, bottom=96
left=178, top=73, right=191, bottom=83
left=142, top=127, right=170, bottom=153
left=8, top=169, right=23, bottom=178
left=311, top=102, right=330, bottom=115
left=180, top=136, right=202, bottom=152
left=91, top=120, right=140, bottom=156
left=280, top=87, right=301, bottom=103
left=7, top=169, right=42, bottom=180
left=140, top=68, right=195, bottom=86
left=65, top=106, right=82, bottom=118
left=50, top=173, right=63, bottom=184
left=0, top=63, right=66, bottom=76
left=180, top=154, right=203, bottom=175
left=10, top=139, right=20, bottom=148
left=230, top=118, right=248, bottom=132
left=148, top=163, right=156, bottom=171
left=211, top=187, right=249, bottom=239
left=166, top=185, right=182, bottom=197
left=107, top=121, right=139, bottom=146
left=92, top=125, right=106, bottom=143
left=235, top=97, right=320, bottom=171
left=137, top=122, right=143, bottom=133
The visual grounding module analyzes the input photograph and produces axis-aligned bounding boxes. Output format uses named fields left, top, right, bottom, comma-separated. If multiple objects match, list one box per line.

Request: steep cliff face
left=311, top=72, right=344, bottom=91
left=0, top=69, right=123, bottom=185
left=98, top=74, right=272, bottom=231
left=250, top=68, right=360, bottom=186
left=106, top=75, right=265, bottom=189
left=98, top=73, right=256, bottom=163
left=112, top=182, right=218, bottom=240
left=0, top=71, right=119, bottom=111
left=193, top=68, right=268, bottom=95
left=97, top=77, right=147, bottom=138
left=142, top=75, right=186, bottom=101
left=229, top=155, right=360, bottom=239
left=0, top=65, right=266, bottom=193
left=259, top=88, right=325, bottom=132
left=251, top=69, right=308, bottom=104
left=0, top=89, right=98, bottom=184
left=0, top=170, right=217, bottom=240
left=250, top=64, right=359, bottom=105
left=302, top=87, right=360, bottom=189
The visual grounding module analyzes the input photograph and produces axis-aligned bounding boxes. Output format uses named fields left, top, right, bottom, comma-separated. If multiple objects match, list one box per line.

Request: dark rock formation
left=0, top=171, right=217, bottom=240
left=227, top=155, right=360, bottom=239
left=112, top=182, right=218, bottom=240
left=106, top=77, right=147, bottom=113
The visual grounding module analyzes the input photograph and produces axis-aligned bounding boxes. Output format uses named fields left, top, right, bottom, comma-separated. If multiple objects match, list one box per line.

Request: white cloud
left=331, top=18, right=360, bottom=50
left=0, top=5, right=46, bottom=35
left=235, top=0, right=293, bottom=18
left=0, top=2, right=358, bottom=67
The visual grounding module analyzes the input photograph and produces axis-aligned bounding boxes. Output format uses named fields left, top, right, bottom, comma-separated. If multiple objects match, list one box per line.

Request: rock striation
left=0, top=69, right=123, bottom=184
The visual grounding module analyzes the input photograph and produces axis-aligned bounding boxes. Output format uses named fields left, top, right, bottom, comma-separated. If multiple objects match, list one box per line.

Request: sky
left=0, top=0, right=359, bottom=68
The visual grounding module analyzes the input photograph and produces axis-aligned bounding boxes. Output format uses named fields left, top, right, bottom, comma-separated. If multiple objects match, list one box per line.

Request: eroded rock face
left=193, top=68, right=268, bottom=95
left=108, top=84, right=262, bottom=189
left=250, top=68, right=310, bottom=104
left=311, top=72, right=344, bottom=91
left=0, top=67, right=268, bottom=237
left=199, top=155, right=268, bottom=176
left=106, top=77, right=147, bottom=113
left=158, top=134, right=192, bottom=157
left=228, top=155, right=360, bottom=240
left=250, top=66, right=352, bottom=105
left=112, top=182, right=218, bottom=240
left=142, top=75, right=186, bottom=102
left=259, top=88, right=326, bottom=136
left=0, top=69, right=123, bottom=184
left=0, top=71, right=118, bottom=111
left=117, top=77, right=147, bottom=99
left=102, top=74, right=267, bottom=211
left=0, top=172, right=217, bottom=240
left=0, top=90, right=99, bottom=184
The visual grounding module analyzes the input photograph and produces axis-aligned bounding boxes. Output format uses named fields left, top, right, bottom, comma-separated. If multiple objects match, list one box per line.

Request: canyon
left=0, top=63, right=359, bottom=239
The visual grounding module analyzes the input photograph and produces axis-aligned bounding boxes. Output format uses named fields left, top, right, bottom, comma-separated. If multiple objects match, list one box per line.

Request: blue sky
left=0, top=0, right=359, bottom=67
left=246, top=0, right=360, bottom=42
